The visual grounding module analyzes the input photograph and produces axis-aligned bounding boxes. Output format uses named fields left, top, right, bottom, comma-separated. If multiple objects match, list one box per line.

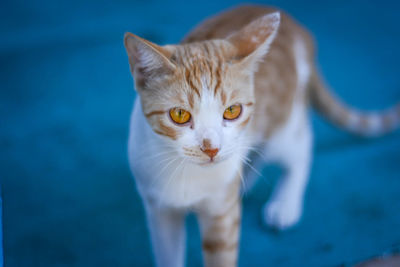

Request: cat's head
left=124, top=12, right=280, bottom=165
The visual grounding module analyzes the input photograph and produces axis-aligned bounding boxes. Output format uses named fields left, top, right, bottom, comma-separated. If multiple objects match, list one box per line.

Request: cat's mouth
left=199, top=158, right=217, bottom=166
left=184, top=157, right=222, bottom=166
left=197, top=155, right=230, bottom=166
left=183, top=149, right=229, bottom=166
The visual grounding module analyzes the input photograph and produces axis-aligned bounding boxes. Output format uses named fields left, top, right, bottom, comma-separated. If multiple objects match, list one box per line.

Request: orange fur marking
left=145, top=110, right=165, bottom=118
left=203, top=240, right=237, bottom=253
left=214, top=66, right=223, bottom=97
left=187, top=91, right=195, bottom=109
left=239, top=116, right=251, bottom=128
left=220, top=90, right=227, bottom=106
left=156, top=120, right=178, bottom=140
left=185, top=68, right=201, bottom=97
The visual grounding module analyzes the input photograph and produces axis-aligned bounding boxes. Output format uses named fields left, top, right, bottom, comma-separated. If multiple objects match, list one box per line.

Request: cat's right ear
left=124, top=33, right=176, bottom=87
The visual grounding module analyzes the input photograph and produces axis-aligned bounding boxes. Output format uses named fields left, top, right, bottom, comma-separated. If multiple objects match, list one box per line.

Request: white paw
left=263, top=198, right=302, bottom=230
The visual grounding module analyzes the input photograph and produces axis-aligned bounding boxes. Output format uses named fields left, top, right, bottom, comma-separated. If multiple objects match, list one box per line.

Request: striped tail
left=309, top=68, right=400, bottom=137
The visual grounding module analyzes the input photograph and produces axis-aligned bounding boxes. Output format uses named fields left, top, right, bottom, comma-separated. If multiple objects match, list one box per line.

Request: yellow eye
left=169, top=108, right=191, bottom=124
left=223, top=104, right=242, bottom=120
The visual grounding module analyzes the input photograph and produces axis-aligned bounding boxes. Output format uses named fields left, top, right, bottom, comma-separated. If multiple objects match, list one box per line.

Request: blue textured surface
left=1, top=191, right=3, bottom=267
left=1, top=0, right=400, bottom=266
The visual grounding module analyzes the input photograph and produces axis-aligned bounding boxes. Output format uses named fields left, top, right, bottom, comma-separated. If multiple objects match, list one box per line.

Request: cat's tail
left=309, top=68, right=400, bottom=137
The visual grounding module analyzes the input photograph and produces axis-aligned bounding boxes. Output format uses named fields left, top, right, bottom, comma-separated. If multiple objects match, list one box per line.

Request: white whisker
left=159, top=158, right=186, bottom=206
left=239, top=155, right=262, bottom=178
left=149, top=157, right=179, bottom=188
left=237, top=169, right=247, bottom=197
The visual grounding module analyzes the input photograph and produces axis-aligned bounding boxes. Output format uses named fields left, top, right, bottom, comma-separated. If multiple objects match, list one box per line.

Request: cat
left=124, top=5, right=400, bottom=267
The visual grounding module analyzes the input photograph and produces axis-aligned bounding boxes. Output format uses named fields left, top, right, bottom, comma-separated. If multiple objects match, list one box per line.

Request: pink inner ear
left=124, top=32, right=176, bottom=76
left=228, top=13, right=280, bottom=59
left=231, top=27, right=275, bottom=58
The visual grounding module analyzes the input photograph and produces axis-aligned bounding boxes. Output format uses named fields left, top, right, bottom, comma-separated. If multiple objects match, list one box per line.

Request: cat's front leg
left=263, top=116, right=312, bottom=230
left=144, top=202, right=186, bottom=267
left=198, top=179, right=241, bottom=267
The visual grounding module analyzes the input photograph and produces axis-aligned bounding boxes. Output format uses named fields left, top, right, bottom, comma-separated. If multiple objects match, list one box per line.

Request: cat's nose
left=201, top=138, right=219, bottom=159
left=201, top=148, right=219, bottom=159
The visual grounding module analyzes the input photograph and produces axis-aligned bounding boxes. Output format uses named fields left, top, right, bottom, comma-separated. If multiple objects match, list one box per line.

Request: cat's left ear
left=227, top=12, right=280, bottom=72
left=124, top=33, right=176, bottom=88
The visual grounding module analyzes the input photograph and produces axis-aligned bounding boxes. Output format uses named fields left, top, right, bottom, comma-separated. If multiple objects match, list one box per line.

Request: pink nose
left=201, top=148, right=219, bottom=159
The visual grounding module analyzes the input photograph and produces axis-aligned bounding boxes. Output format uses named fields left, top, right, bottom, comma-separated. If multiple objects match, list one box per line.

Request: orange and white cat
left=124, top=5, right=399, bottom=267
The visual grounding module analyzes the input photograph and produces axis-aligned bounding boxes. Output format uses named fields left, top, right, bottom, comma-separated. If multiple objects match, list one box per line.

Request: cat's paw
left=262, top=198, right=302, bottom=230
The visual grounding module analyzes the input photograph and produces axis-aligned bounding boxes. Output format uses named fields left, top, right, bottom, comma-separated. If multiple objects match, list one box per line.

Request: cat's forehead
left=146, top=41, right=251, bottom=111
left=168, top=42, right=234, bottom=104
left=173, top=40, right=231, bottom=66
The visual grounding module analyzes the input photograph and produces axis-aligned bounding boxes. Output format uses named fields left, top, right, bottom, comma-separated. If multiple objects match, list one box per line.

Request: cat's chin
left=192, top=157, right=226, bottom=166
left=198, top=160, right=216, bottom=166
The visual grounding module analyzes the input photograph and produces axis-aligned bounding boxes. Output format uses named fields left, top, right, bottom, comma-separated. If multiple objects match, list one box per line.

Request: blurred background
left=1, top=0, right=400, bottom=266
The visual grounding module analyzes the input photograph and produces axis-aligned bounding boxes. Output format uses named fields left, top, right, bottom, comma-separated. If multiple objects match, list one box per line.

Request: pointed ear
left=227, top=12, right=280, bottom=71
left=124, top=33, right=176, bottom=87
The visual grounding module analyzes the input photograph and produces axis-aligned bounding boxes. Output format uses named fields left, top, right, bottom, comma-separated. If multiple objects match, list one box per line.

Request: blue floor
left=1, top=0, right=400, bottom=266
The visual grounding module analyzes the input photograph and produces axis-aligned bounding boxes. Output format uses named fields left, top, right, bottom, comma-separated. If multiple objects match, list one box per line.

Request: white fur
left=367, top=114, right=382, bottom=132
left=261, top=101, right=312, bottom=229
left=249, top=35, right=313, bottom=229
left=347, top=111, right=362, bottom=131
left=129, top=93, right=246, bottom=266
left=293, top=36, right=311, bottom=91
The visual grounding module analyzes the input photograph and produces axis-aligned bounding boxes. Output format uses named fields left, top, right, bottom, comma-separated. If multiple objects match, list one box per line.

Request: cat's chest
left=142, top=157, right=240, bottom=208
left=132, top=149, right=241, bottom=209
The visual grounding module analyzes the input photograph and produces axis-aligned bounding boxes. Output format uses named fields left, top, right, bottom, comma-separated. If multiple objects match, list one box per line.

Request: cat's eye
left=223, top=104, right=242, bottom=120
left=169, top=108, right=191, bottom=125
